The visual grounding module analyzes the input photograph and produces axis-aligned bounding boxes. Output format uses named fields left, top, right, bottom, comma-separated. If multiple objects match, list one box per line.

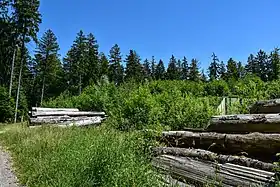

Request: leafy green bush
left=0, top=125, right=163, bottom=187
left=0, top=86, right=14, bottom=122
left=44, top=81, right=219, bottom=131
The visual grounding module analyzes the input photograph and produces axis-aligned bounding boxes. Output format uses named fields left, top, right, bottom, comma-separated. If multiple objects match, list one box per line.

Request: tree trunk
left=207, top=114, right=280, bottom=133
left=79, top=74, right=82, bottom=95
left=9, top=46, right=17, bottom=97
left=162, top=131, right=280, bottom=161
left=32, top=107, right=79, bottom=112
left=14, top=33, right=26, bottom=123
left=40, top=75, right=45, bottom=106
left=30, top=116, right=104, bottom=126
left=153, top=147, right=278, bottom=172
left=14, top=46, right=24, bottom=123
left=153, top=155, right=276, bottom=187
left=250, top=99, right=280, bottom=114
left=31, top=111, right=106, bottom=117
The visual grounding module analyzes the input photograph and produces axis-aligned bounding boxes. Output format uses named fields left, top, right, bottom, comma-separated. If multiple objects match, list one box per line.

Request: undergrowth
left=0, top=124, right=164, bottom=187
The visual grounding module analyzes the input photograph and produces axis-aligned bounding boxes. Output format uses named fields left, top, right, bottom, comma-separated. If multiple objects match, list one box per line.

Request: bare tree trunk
left=40, top=75, right=45, bottom=106
left=14, top=55, right=23, bottom=123
left=14, top=35, right=25, bottom=123
left=79, top=74, right=82, bottom=95
left=9, top=46, right=17, bottom=97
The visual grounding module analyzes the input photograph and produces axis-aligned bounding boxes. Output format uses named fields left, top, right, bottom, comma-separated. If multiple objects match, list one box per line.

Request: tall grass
left=0, top=125, right=163, bottom=187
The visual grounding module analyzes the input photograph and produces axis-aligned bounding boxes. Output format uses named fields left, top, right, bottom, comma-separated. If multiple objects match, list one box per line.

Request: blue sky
left=37, top=0, right=280, bottom=70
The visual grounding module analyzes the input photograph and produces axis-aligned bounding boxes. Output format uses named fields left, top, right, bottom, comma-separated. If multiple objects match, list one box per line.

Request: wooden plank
left=207, top=114, right=280, bottom=133
left=153, top=155, right=275, bottom=187
left=32, top=111, right=106, bottom=117
left=153, top=147, right=278, bottom=172
left=162, top=131, right=280, bottom=161
left=32, top=107, right=79, bottom=112
left=250, top=99, right=280, bottom=114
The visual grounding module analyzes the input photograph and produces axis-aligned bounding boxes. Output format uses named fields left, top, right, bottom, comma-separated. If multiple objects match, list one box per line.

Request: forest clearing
left=2, top=0, right=280, bottom=186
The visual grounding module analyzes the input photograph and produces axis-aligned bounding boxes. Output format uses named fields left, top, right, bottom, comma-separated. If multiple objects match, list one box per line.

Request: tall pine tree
left=166, top=55, right=179, bottom=80
left=181, top=56, right=189, bottom=80
left=63, top=30, right=87, bottom=95
left=125, top=50, right=143, bottom=81
left=208, top=53, right=220, bottom=80
left=155, top=59, right=165, bottom=80
left=108, top=44, right=123, bottom=84
left=34, top=29, right=61, bottom=106
left=226, top=58, right=238, bottom=80
left=189, top=58, right=200, bottom=82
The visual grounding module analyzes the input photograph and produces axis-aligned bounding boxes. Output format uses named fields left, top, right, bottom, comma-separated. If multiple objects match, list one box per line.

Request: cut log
left=250, top=99, right=280, bottom=114
left=207, top=114, right=280, bottom=133
left=30, top=116, right=105, bottom=126
left=153, top=147, right=278, bottom=172
left=162, top=131, right=280, bottom=161
left=32, top=107, right=79, bottom=112
left=153, top=155, right=276, bottom=187
left=32, top=111, right=106, bottom=117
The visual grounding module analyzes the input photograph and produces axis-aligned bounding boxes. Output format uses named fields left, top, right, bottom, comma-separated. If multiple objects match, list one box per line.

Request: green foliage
left=0, top=86, right=14, bottom=122
left=45, top=80, right=219, bottom=131
left=205, top=80, right=230, bottom=97
left=0, top=125, right=163, bottom=187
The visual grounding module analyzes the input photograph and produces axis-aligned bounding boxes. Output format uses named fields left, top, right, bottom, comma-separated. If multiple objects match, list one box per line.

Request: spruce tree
left=125, top=50, right=143, bottom=81
left=189, top=58, right=200, bottom=82
left=34, top=29, right=60, bottom=106
left=181, top=56, right=189, bottom=80
left=255, top=50, right=268, bottom=81
left=208, top=53, right=220, bottom=80
left=155, top=59, right=165, bottom=80
left=268, top=48, right=280, bottom=80
left=63, top=30, right=87, bottom=95
left=226, top=58, right=238, bottom=80
left=99, top=52, right=109, bottom=78
left=219, top=61, right=226, bottom=80
left=245, top=54, right=256, bottom=75
left=151, top=56, right=156, bottom=80
left=108, top=44, right=123, bottom=84
left=166, top=55, right=179, bottom=80
left=143, top=58, right=151, bottom=79
left=84, top=33, right=99, bottom=85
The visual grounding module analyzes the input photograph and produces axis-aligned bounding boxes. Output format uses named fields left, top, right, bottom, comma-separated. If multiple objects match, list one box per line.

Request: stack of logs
left=29, top=107, right=106, bottom=127
left=153, top=99, right=280, bottom=187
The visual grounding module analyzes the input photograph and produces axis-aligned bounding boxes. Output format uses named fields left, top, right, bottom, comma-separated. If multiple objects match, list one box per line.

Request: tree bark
left=207, top=114, right=280, bottom=133
left=9, top=46, right=17, bottom=97
left=14, top=39, right=25, bottom=123
left=153, top=147, right=278, bottom=172
left=31, top=111, right=106, bottom=117
left=30, top=116, right=104, bottom=126
left=250, top=99, right=280, bottom=114
left=153, top=155, right=276, bottom=187
left=162, top=131, right=280, bottom=161
left=32, top=107, right=79, bottom=112
left=40, top=75, right=45, bottom=106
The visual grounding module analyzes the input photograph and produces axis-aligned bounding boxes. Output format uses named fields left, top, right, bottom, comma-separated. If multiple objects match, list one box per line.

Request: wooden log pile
left=153, top=99, right=280, bottom=187
left=29, top=107, right=107, bottom=127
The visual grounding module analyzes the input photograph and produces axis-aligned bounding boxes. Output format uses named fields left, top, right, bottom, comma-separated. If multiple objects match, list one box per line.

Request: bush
left=44, top=81, right=219, bottom=131
left=0, top=125, right=163, bottom=187
left=0, top=86, right=14, bottom=122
